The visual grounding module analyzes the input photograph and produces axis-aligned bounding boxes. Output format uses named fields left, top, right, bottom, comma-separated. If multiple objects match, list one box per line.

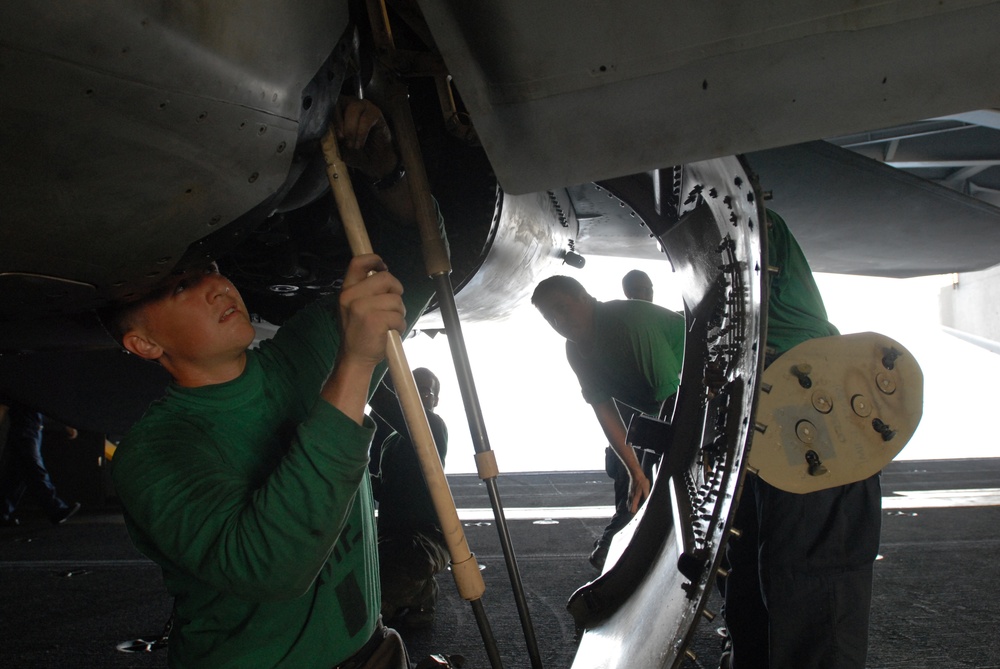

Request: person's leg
left=757, top=475, right=881, bottom=669
left=722, top=477, right=770, bottom=669
left=592, top=447, right=634, bottom=568
left=378, top=533, right=427, bottom=621
left=8, top=410, right=70, bottom=520
left=763, top=566, right=873, bottom=669
left=405, top=532, right=448, bottom=628
left=1, top=481, right=26, bottom=523
left=378, top=529, right=447, bottom=627
left=0, top=447, right=26, bottom=520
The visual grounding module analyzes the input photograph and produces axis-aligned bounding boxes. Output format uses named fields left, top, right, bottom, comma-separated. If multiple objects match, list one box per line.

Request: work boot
left=589, top=542, right=610, bottom=570
left=401, top=576, right=438, bottom=629
left=51, top=502, right=81, bottom=525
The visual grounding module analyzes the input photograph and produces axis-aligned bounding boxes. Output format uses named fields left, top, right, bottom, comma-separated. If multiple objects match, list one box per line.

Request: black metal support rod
left=432, top=273, right=544, bottom=669
left=471, top=597, right=505, bottom=669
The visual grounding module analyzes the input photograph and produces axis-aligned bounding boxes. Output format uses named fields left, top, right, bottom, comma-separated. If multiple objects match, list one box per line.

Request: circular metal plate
left=749, top=332, right=923, bottom=494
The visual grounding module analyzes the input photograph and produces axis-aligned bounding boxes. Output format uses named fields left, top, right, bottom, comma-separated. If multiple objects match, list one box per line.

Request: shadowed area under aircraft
left=1, top=458, right=998, bottom=668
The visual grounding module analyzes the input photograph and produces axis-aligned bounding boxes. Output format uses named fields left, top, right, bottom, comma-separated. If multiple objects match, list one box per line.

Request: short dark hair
left=531, top=275, right=587, bottom=306
left=96, top=299, right=151, bottom=347
left=96, top=261, right=221, bottom=346
left=412, top=367, right=440, bottom=395
left=622, top=269, right=652, bottom=297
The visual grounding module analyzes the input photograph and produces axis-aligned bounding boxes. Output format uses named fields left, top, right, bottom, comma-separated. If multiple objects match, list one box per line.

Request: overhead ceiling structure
left=832, top=112, right=1000, bottom=209
left=416, top=0, right=1000, bottom=277
left=750, top=112, right=1000, bottom=276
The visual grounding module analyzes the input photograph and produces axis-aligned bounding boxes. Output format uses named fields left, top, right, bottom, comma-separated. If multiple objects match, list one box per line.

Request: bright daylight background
left=395, top=256, right=1000, bottom=475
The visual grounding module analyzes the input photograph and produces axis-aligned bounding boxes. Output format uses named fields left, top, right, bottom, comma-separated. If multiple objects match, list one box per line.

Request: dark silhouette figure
left=0, top=402, right=80, bottom=526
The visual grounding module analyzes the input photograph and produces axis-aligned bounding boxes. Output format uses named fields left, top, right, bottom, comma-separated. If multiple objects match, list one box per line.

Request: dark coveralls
left=0, top=403, right=74, bottom=524
left=723, top=211, right=882, bottom=669
left=374, top=411, right=450, bottom=626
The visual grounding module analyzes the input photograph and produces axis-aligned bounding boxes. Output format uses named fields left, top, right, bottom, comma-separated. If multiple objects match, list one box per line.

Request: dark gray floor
left=2, top=459, right=999, bottom=668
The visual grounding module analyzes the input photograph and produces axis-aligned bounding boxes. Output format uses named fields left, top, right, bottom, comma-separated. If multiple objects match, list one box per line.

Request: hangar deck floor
left=2, top=458, right=999, bottom=669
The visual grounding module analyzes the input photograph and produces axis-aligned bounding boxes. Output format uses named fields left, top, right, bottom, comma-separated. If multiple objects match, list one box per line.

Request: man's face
left=535, top=291, right=593, bottom=343
left=130, top=266, right=256, bottom=372
left=413, top=371, right=440, bottom=414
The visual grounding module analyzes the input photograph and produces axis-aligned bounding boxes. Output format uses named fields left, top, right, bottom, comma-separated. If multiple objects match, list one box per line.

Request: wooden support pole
left=320, top=127, right=486, bottom=604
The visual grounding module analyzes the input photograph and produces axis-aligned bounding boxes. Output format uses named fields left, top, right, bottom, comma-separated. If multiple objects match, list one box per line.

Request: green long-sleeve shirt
left=113, top=238, right=437, bottom=667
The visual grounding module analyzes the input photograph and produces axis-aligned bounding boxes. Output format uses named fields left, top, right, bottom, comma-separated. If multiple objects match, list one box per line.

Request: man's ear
left=122, top=331, right=163, bottom=361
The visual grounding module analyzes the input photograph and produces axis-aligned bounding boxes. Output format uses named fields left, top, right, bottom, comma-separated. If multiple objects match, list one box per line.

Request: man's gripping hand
left=322, top=254, right=405, bottom=424
left=334, top=97, right=398, bottom=182
left=338, top=254, right=406, bottom=367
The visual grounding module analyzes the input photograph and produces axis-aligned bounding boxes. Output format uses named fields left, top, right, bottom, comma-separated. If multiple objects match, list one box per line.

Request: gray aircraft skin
left=1, top=3, right=997, bottom=667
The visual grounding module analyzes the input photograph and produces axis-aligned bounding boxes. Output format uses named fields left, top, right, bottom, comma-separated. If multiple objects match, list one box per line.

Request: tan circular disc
left=748, top=332, right=923, bottom=494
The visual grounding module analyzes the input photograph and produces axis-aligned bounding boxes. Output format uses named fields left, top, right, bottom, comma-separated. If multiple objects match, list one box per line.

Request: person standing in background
left=0, top=401, right=80, bottom=527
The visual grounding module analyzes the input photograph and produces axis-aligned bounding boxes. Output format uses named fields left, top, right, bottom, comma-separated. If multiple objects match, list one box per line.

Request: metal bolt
left=876, top=372, right=896, bottom=394
left=872, top=418, right=896, bottom=441
left=805, top=450, right=829, bottom=476
left=792, top=364, right=813, bottom=388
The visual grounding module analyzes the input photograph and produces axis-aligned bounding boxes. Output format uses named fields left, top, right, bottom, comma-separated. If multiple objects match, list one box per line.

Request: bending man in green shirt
left=532, top=275, right=685, bottom=566
left=103, top=97, right=435, bottom=669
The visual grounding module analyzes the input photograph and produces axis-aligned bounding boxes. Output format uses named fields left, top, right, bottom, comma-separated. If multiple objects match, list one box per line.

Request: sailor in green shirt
left=722, top=210, right=882, bottom=669
left=532, top=275, right=685, bottom=538
left=102, top=97, right=433, bottom=669
left=764, top=210, right=840, bottom=352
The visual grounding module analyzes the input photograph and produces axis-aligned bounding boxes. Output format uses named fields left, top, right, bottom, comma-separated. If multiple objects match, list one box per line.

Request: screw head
left=795, top=420, right=817, bottom=444
left=811, top=391, right=833, bottom=414
left=876, top=372, right=896, bottom=394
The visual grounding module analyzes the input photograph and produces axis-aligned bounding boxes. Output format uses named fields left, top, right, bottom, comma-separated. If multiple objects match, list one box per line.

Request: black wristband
left=369, top=160, right=406, bottom=191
